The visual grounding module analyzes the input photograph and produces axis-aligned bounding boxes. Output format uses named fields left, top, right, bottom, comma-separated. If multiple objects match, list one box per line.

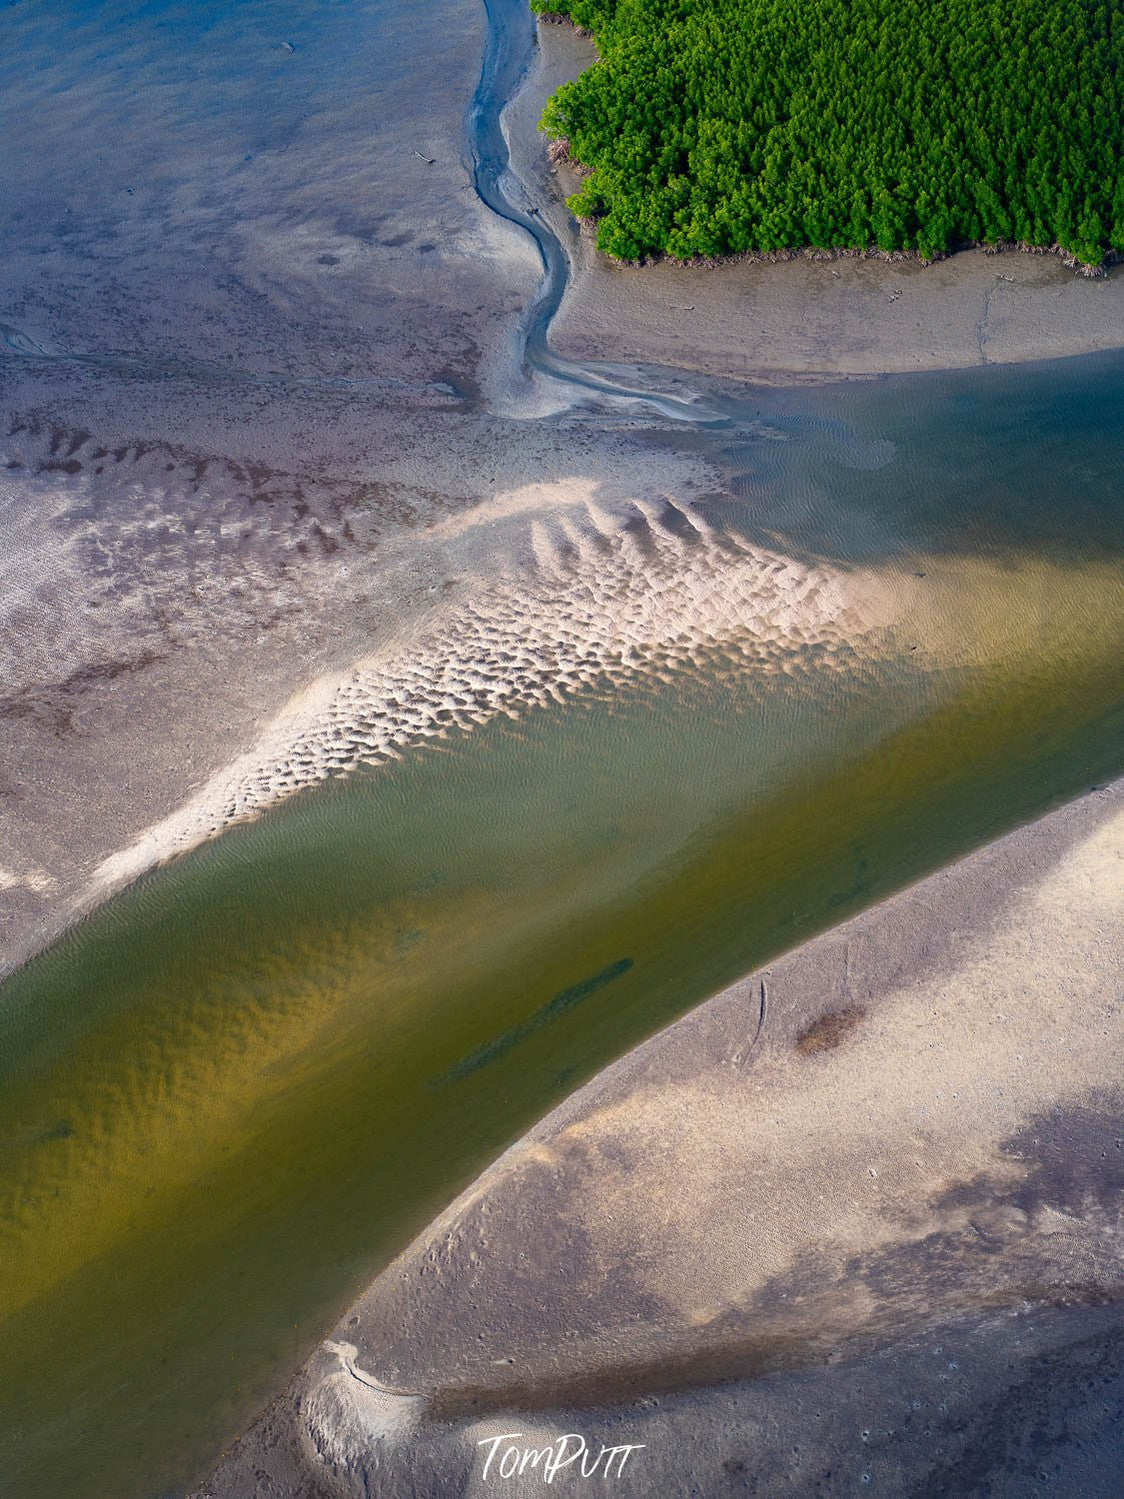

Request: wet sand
left=3, top=3, right=1121, bottom=979
left=1, top=4, right=1122, bottom=1496
left=0, top=0, right=685, bottom=974
left=196, top=779, right=1124, bottom=1497
left=519, top=20, right=1124, bottom=382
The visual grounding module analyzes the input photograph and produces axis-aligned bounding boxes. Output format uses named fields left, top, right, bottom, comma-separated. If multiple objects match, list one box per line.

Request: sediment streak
left=95, top=485, right=896, bottom=890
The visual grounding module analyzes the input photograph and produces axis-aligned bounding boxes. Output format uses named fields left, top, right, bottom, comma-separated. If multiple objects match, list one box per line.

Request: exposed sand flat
left=556, top=247, right=1124, bottom=382
left=3, top=0, right=1120, bottom=982
left=0, top=0, right=684, bottom=975
left=0, top=4, right=1120, bottom=1496
left=94, top=475, right=901, bottom=890
left=196, top=779, right=1124, bottom=1498
left=516, top=21, right=1124, bottom=383
left=89, top=494, right=1123, bottom=897
left=0, top=0, right=539, bottom=393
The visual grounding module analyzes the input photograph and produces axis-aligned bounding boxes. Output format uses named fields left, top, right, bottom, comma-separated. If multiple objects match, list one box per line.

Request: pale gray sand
left=0, top=0, right=538, bottom=393
left=518, top=21, right=1124, bottom=383
left=5, top=0, right=1121, bottom=983
left=2, top=8, right=1121, bottom=1489
left=91, top=484, right=896, bottom=894
left=0, top=0, right=707, bottom=974
left=196, top=779, right=1123, bottom=1498
left=0, top=0, right=517, bottom=970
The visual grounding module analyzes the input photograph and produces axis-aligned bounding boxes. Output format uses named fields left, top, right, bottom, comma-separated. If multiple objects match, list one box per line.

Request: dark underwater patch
left=440, top=958, right=634, bottom=1083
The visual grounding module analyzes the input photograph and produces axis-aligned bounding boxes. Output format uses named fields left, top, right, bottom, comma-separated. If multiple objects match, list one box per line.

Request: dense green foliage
left=532, top=0, right=1122, bottom=265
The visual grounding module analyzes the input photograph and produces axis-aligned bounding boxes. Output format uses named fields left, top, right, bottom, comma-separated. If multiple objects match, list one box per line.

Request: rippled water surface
left=1, top=349, right=1122, bottom=1497
left=1, top=1, right=1122, bottom=1496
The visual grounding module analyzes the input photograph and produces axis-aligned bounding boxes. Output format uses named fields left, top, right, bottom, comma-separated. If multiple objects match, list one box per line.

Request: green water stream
left=1, top=417, right=1121, bottom=1493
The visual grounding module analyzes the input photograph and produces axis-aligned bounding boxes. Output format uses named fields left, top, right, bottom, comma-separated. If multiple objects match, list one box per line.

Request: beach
left=197, top=779, right=1124, bottom=1497
left=0, top=4, right=1121, bottom=1497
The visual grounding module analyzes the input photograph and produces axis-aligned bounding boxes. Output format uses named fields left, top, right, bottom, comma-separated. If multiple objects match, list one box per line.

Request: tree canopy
left=531, top=0, right=1122, bottom=267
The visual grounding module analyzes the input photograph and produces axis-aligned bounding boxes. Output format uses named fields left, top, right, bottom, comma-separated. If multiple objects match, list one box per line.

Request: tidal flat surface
left=2, top=353, right=1123, bottom=1499
left=0, top=1, right=1122, bottom=1497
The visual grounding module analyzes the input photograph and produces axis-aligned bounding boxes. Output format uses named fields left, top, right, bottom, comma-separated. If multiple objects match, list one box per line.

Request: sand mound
left=95, top=483, right=893, bottom=891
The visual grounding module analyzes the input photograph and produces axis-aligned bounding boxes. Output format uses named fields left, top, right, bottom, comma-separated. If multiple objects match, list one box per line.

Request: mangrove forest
left=532, top=0, right=1123, bottom=267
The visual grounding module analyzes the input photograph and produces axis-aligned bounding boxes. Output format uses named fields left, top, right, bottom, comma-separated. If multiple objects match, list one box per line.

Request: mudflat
left=0, top=5, right=1121, bottom=1498
left=521, top=20, right=1124, bottom=382
left=3, top=3, right=1120, bottom=979
left=0, top=0, right=671, bottom=974
left=197, top=779, right=1124, bottom=1497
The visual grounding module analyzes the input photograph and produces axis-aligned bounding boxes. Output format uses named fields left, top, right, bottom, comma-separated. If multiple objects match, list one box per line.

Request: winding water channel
left=0, top=4, right=1121, bottom=1497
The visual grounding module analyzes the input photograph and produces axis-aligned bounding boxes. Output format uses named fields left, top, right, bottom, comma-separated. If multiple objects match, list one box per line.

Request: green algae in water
left=0, top=358, right=1122, bottom=1499
left=1, top=596, right=1121, bottom=1497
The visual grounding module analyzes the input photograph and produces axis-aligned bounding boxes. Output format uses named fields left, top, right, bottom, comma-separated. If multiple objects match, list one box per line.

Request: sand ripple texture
left=95, top=483, right=896, bottom=890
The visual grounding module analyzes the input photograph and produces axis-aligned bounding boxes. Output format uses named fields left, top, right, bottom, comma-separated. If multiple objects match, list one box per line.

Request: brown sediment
left=0, top=2, right=1118, bottom=1495
left=194, top=781, right=1124, bottom=1498
left=794, top=1003, right=866, bottom=1055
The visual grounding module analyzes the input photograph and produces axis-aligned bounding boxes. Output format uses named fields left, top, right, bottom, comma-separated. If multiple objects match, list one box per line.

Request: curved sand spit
left=95, top=482, right=901, bottom=890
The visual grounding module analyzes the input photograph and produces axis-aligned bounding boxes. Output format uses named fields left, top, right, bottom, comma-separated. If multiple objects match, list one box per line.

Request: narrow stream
left=470, top=0, right=726, bottom=414
left=0, top=0, right=712, bottom=420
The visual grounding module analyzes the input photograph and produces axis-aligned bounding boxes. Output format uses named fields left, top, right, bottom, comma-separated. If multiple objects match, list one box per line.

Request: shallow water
left=1, top=1, right=1122, bottom=1496
left=1, top=347, right=1122, bottom=1497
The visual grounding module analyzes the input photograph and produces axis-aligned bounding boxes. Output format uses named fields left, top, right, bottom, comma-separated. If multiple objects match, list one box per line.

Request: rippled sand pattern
left=96, top=487, right=893, bottom=888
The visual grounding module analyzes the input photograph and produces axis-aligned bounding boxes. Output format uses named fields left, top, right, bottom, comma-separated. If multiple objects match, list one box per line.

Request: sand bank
left=196, top=778, right=1124, bottom=1496
left=0, top=5, right=1119, bottom=1493
left=91, top=474, right=895, bottom=895
left=516, top=21, right=1124, bottom=382
left=0, top=0, right=649, bottom=974
left=3, top=0, right=1120, bottom=981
